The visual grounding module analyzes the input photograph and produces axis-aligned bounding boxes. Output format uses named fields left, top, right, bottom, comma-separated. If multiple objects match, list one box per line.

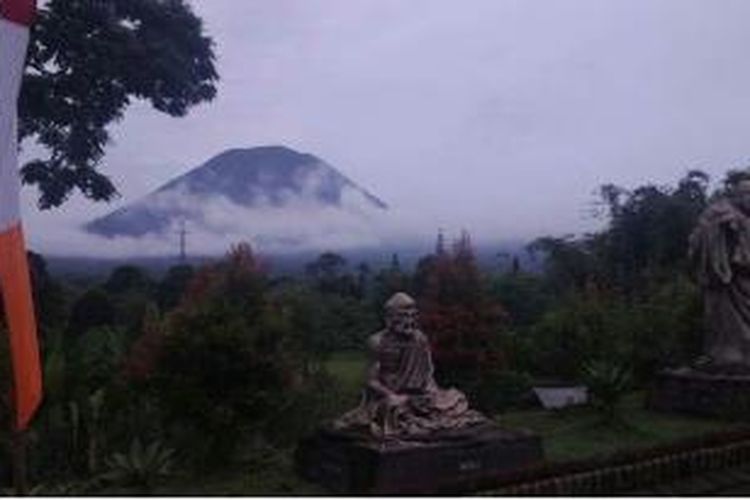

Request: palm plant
left=581, top=359, right=632, bottom=424
left=100, top=439, right=175, bottom=492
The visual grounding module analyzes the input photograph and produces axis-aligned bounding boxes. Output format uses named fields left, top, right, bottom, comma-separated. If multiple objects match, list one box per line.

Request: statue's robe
left=689, top=199, right=750, bottom=365
left=334, top=329, right=486, bottom=440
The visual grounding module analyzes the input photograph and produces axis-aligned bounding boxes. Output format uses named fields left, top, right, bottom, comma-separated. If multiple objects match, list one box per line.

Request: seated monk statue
left=334, top=292, right=488, bottom=440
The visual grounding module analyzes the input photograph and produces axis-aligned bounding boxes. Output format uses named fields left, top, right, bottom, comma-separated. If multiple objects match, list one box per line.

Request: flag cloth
left=0, top=0, right=41, bottom=431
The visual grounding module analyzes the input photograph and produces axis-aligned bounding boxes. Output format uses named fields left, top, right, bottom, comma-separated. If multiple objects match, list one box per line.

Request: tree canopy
left=528, top=170, right=711, bottom=295
left=20, top=0, right=218, bottom=208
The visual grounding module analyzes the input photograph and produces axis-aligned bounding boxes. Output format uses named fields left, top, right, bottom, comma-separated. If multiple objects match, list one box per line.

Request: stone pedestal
left=649, top=367, right=750, bottom=418
left=295, top=424, right=543, bottom=494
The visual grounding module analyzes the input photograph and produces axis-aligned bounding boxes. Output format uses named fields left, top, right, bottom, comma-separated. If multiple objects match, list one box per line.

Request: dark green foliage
left=523, top=278, right=702, bottom=384
left=289, top=251, right=381, bottom=360
left=372, top=253, right=410, bottom=308
left=113, top=293, right=153, bottom=340
left=627, top=276, right=703, bottom=380
left=154, top=245, right=300, bottom=467
left=593, top=172, right=708, bottom=293
left=7, top=168, right=740, bottom=491
left=472, top=368, right=533, bottom=414
left=264, top=370, right=350, bottom=448
left=490, top=272, right=552, bottom=327
left=528, top=170, right=709, bottom=296
left=68, top=326, right=126, bottom=395
left=67, top=288, right=116, bottom=337
left=27, top=252, right=68, bottom=334
left=581, top=359, right=632, bottom=423
left=305, top=252, right=357, bottom=296
left=100, top=266, right=158, bottom=339
left=527, top=236, right=594, bottom=292
left=273, top=285, right=377, bottom=371
left=100, top=439, right=175, bottom=492
left=518, top=170, right=710, bottom=387
left=20, top=0, right=218, bottom=208
left=103, top=266, right=153, bottom=296
left=27, top=325, right=132, bottom=482
left=156, top=264, right=194, bottom=311
left=525, top=292, right=631, bottom=380
left=157, top=320, right=285, bottom=467
left=355, top=262, right=371, bottom=300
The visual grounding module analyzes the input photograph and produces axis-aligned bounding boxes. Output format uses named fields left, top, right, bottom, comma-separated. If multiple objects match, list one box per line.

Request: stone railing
left=483, top=428, right=750, bottom=495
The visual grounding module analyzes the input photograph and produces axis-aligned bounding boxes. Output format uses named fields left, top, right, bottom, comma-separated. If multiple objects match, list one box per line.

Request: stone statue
left=297, top=292, right=543, bottom=492
left=689, top=178, right=750, bottom=367
left=334, top=292, right=488, bottom=440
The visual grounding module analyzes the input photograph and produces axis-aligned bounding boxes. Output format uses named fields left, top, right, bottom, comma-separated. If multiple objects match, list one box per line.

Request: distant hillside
left=44, top=239, right=538, bottom=282
left=85, top=146, right=388, bottom=240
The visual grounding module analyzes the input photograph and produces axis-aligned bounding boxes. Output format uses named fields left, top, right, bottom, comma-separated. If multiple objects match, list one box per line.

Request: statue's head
left=384, top=292, right=419, bottom=338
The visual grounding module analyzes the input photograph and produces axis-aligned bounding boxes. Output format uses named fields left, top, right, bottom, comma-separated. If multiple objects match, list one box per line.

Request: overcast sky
left=22, top=0, right=750, bottom=254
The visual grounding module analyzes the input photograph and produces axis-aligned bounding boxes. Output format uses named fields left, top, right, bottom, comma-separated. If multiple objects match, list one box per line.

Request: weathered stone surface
left=649, top=367, right=750, bottom=418
left=689, top=178, right=750, bottom=367
left=296, top=292, right=543, bottom=493
left=295, top=423, right=543, bottom=494
left=653, top=177, right=750, bottom=418
left=334, top=292, right=488, bottom=440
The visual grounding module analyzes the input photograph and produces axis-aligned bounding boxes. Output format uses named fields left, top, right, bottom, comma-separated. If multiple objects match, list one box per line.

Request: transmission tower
left=177, top=219, right=189, bottom=263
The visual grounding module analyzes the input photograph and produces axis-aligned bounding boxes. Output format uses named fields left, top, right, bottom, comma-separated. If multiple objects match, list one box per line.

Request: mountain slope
left=85, top=146, right=388, bottom=241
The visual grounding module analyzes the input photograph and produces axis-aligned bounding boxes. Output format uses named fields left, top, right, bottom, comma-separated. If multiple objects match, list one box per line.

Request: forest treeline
left=0, top=168, right=735, bottom=491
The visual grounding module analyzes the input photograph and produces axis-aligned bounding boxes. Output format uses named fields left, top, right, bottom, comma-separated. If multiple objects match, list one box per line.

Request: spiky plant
left=581, top=359, right=632, bottom=424
left=100, top=439, right=175, bottom=492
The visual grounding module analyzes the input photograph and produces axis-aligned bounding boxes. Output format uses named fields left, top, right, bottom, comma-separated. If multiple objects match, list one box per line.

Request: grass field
left=150, top=352, right=369, bottom=496
left=322, top=354, right=740, bottom=492
left=325, top=352, right=738, bottom=471
left=325, top=350, right=367, bottom=396
left=497, top=392, right=738, bottom=463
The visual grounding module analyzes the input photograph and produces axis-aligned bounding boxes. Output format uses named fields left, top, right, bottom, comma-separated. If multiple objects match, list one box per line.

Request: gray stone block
left=295, top=423, right=543, bottom=494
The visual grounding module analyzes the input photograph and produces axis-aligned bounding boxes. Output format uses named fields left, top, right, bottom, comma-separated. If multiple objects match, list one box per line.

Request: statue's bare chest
left=378, top=340, right=410, bottom=374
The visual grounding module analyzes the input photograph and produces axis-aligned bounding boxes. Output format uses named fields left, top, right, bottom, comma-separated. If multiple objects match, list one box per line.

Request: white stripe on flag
left=0, top=18, right=29, bottom=233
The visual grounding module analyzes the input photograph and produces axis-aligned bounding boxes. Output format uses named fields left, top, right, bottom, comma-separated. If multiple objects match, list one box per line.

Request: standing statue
left=689, top=178, right=750, bottom=367
left=334, top=292, right=488, bottom=440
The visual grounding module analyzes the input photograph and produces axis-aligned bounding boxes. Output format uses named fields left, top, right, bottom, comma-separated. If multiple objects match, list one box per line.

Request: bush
left=264, top=369, right=350, bottom=447
left=100, top=439, right=174, bottom=492
left=525, top=293, right=631, bottom=381
left=580, top=359, right=632, bottom=423
left=472, top=369, right=533, bottom=415
left=524, top=279, right=701, bottom=385
left=66, top=288, right=116, bottom=337
left=153, top=244, right=302, bottom=468
left=490, top=272, right=552, bottom=327
left=271, top=285, right=377, bottom=372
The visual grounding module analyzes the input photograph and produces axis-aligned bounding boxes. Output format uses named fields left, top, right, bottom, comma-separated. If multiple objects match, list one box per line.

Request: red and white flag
left=0, top=0, right=42, bottom=431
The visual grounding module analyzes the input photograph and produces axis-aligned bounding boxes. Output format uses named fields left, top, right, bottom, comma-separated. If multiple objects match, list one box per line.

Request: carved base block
left=649, top=367, right=750, bottom=418
left=294, top=424, right=543, bottom=494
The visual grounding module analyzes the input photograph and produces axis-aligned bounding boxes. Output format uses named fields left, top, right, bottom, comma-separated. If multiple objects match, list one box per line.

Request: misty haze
left=9, top=0, right=750, bottom=496
left=25, top=0, right=750, bottom=260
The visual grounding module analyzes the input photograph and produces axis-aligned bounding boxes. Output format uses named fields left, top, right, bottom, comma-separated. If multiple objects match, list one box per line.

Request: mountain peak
left=205, top=145, right=316, bottom=166
left=85, top=146, right=388, bottom=241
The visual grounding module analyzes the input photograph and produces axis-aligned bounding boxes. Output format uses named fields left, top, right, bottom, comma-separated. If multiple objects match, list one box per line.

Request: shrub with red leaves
left=149, top=242, right=301, bottom=467
left=414, top=231, right=510, bottom=408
